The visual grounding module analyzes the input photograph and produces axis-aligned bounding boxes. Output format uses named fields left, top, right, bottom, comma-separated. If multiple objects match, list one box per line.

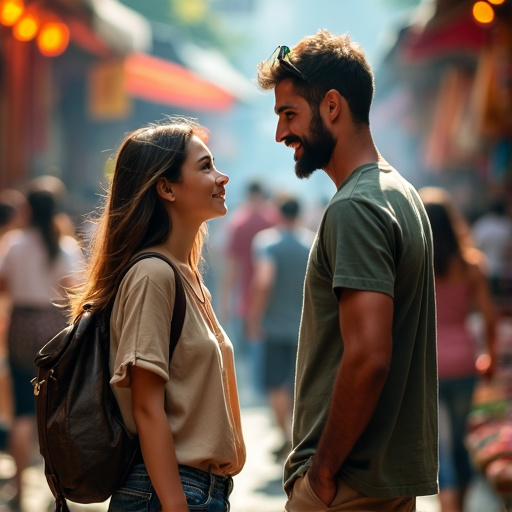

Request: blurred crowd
left=0, top=171, right=510, bottom=511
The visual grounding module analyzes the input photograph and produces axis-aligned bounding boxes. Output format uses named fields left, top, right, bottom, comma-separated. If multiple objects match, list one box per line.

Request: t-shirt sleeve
left=252, top=230, right=274, bottom=263
left=0, top=241, right=10, bottom=279
left=0, top=230, right=17, bottom=278
left=111, top=262, right=176, bottom=387
left=227, top=223, right=243, bottom=259
left=60, top=236, right=85, bottom=277
left=323, top=199, right=395, bottom=298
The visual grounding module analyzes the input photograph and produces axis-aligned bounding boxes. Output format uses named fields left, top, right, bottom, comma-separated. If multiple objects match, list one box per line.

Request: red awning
left=124, top=53, right=236, bottom=112
left=68, top=17, right=113, bottom=57
left=401, top=12, right=489, bottom=62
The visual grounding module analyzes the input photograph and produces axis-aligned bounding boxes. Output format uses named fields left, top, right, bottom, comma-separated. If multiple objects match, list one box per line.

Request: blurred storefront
left=0, top=0, right=243, bottom=218
left=0, top=0, right=149, bottom=190
left=372, top=0, right=512, bottom=220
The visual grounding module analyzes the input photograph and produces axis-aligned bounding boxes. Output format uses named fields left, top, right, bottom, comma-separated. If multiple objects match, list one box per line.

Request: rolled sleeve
left=110, top=262, right=175, bottom=388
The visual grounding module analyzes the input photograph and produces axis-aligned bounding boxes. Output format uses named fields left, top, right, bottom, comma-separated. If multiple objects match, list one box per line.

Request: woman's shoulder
left=115, top=255, right=180, bottom=313
left=59, top=235, right=83, bottom=253
left=464, top=248, right=488, bottom=273
left=124, top=252, right=178, bottom=288
left=0, top=228, right=24, bottom=248
left=461, top=248, right=490, bottom=289
left=0, top=228, right=37, bottom=257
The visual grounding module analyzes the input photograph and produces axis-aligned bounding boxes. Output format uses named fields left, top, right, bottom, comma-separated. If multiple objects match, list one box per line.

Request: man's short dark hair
left=247, top=180, right=264, bottom=196
left=278, top=196, right=301, bottom=220
left=257, top=30, right=374, bottom=126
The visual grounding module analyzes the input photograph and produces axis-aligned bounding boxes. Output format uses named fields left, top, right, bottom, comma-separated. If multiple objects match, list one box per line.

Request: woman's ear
left=156, top=177, right=175, bottom=201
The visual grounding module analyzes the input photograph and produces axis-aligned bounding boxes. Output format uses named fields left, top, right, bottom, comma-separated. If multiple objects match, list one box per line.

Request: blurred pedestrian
left=0, top=189, right=27, bottom=450
left=220, top=180, right=278, bottom=402
left=419, top=186, right=497, bottom=512
left=68, top=118, right=245, bottom=512
left=0, top=184, right=84, bottom=511
left=247, top=195, right=314, bottom=461
left=28, top=175, right=78, bottom=239
left=257, top=30, right=438, bottom=511
left=0, top=190, right=26, bottom=239
left=472, top=197, right=512, bottom=312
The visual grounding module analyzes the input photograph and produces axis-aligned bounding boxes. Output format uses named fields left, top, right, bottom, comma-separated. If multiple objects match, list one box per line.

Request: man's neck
left=325, top=129, right=384, bottom=188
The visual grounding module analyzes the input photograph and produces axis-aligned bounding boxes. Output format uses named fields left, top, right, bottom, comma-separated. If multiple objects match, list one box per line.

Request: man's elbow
left=367, top=350, right=391, bottom=383
left=349, top=349, right=390, bottom=385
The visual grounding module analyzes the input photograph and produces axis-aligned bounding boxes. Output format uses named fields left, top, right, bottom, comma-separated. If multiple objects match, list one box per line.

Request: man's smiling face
left=274, top=79, right=336, bottom=179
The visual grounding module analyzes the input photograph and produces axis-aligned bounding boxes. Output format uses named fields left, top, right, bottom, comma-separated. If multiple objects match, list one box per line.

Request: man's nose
left=275, top=120, right=288, bottom=143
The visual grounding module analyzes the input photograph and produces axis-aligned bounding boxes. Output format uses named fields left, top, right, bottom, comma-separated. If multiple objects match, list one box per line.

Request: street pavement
left=0, top=404, right=439, bottom=512
left=0, top=378, right=506, bottom=511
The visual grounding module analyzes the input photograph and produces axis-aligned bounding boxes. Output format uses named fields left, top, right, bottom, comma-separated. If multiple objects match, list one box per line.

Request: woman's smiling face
left=171, top=135, right=229, bottom=223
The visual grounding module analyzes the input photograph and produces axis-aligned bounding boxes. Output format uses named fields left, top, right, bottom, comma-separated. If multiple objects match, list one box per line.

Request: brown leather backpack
left=32, top=252, right=186, bottom=512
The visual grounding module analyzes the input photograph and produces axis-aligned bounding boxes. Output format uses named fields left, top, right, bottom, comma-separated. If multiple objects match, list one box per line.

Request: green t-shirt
left=284, top=163, right=438, bottom=498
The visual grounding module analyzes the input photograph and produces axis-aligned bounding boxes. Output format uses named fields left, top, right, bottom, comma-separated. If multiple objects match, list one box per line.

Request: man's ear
left=322, top=89, right=343, bottom=122
left=156, top=177, right=175, bottom=201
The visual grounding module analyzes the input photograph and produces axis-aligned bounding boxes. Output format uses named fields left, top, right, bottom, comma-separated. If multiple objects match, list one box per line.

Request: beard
left=290, top=111, right=336, bottom=179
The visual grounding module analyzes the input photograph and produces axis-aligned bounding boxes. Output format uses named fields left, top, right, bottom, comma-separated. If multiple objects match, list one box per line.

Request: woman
left=69, top=118, right=245, bottom=512
left=0, top=185, right=84, bottom=511
left=419, top=187, right=497, bottom=512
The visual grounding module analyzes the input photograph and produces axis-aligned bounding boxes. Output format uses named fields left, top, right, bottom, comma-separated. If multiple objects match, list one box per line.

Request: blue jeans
left=438, top=376, right=476, bottom=491
left=108, top=463, right=233, bottom=512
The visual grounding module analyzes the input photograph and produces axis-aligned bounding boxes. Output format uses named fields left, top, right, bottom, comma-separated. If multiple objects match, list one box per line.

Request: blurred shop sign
left=88, top=60, right=132, bottom=121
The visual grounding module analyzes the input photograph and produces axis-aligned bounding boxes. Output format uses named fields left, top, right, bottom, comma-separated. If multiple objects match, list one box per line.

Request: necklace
left=162, top=244, right=221, bottom=336
left=162, top=244, right=206, bottom=304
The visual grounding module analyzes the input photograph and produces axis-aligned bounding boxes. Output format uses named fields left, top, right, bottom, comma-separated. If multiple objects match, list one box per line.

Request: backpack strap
left=124, top=251, right=186, bottom=360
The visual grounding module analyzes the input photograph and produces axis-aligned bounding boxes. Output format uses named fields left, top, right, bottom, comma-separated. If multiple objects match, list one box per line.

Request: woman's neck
left=163, top=224, right=198, bottom=266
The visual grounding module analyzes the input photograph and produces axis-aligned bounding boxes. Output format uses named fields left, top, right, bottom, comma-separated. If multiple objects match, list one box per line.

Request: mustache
left=284, top=136, right=302, bottom=147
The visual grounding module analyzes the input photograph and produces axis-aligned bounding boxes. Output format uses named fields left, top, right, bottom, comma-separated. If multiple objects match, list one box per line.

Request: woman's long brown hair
left=419, top=187, right=473, bottom=278
left=69, top=117, right=208, bottom=320
left=27, top=190, right=61, bottom=264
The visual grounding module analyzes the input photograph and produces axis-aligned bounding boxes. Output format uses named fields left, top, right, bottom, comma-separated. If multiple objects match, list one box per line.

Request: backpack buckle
left=31, top=377, right=44, bottom=396
left=31, top=370, right=55, bottom=396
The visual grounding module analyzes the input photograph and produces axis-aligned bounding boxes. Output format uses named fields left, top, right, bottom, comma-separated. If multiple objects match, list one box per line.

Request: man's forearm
left=313, top=352, right=389, bottom=476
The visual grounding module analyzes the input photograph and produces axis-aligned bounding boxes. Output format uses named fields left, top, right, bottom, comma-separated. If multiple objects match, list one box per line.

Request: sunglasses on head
left=267, top=45, right=307, bottom=81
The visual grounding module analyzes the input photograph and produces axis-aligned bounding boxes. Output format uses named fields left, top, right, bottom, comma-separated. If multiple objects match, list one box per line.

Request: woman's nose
left=216, top=171, right=229, bottom=185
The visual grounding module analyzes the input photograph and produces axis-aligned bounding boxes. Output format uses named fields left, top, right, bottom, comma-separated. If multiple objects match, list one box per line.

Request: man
left=257, top=30, right=438, bottom=511
left=472, top=198, right=512, bottom=307
left=246, top=195, right=314, bottom=460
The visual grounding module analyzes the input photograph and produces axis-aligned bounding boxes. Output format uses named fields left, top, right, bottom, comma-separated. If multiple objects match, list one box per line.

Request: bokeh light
left=12, top=11, right=39, bottom=41
left=472, top=1, right=495, bottom=23
left=173, top=0, right=207, bottom=23
left=37, top=21, right=69, bottom=57
left=0, top=0, right=24, bottom=26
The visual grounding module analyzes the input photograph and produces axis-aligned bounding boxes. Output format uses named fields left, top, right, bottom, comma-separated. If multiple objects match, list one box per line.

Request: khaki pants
left=285, top=473, right=416, bottom=511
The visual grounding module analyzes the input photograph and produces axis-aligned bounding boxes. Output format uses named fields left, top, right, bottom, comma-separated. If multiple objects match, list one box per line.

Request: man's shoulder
left=229, top=208, right=276, bottom=237
left=253, top=226, right=282, bottom=248
left=332, top=164, right=416, bottom=208
left=293, top=227, right=315, bottom=248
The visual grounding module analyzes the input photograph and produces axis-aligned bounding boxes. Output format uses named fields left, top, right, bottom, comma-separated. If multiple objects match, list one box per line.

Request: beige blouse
left=109, top=250, right=246, bottom=477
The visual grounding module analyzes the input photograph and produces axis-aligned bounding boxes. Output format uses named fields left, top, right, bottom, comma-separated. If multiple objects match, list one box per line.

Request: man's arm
left=246, top=256, right=275, bottom=340
left=308, top=288, right=393, bottom=506
left=470, top=257, right=498, bottom=379
left=219, top=254, right=239, bottom=324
